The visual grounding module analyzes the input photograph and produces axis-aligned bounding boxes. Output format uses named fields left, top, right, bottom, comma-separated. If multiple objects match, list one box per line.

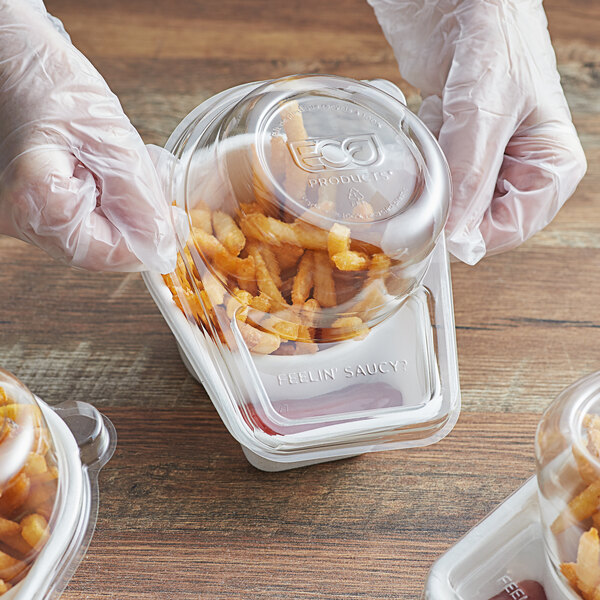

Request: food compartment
left=536, top=372, right=600, bottom=599
left=0, top=370, right=58, bottom=595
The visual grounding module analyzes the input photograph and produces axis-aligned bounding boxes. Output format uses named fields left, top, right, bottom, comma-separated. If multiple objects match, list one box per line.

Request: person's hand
left=367, top=0, right=587, bottom=264
left=0, top=1, right=176, bottom=272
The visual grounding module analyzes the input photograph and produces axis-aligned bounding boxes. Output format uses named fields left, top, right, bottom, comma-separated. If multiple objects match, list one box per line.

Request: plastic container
left=423, top=372, right=600, bottom=600
left=0, top=369, right=116, bottom=598
left=143, top=74, right=460, bottom=470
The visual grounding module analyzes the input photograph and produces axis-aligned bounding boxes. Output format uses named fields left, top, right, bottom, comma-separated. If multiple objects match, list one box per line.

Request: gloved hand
left=0, top=0, right=176, bottom=272
left=367, top=0, right=587, bottom=264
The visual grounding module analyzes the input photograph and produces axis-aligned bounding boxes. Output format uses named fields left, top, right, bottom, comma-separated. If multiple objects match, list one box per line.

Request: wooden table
left=2, top=1, right=599, bottom=597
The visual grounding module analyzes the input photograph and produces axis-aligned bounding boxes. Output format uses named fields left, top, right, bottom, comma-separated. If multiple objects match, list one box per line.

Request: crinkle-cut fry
left=191, top=227, right=255, bottom=280
left=249, top=293, right=272, bottom=313
left=0, top=388, right=8, bottom=406
left=576, top=528, right=600, bottom=596
left=241, top=213, right=299, bottom=246
left=331, top=250, right=370, bottom=271
left=0, top=473, right=30, bottom=517
left=312, top=251, right=336, bottom=308
left=257, top=244, right=282, bottom=288
left=0, top=550, right=26, bottom=582
left=352, top=200, right=375, bottom=220
left=292, top=251, right=314, bottom=305
left=328, top=223, right=351, bottom=258
left=247, top=245, right=287, bottom=306
left=189, top=202, right=212, bottom=234
left=330, top=317, right=369, bottom=341
left=561, top=562, right=579, bottom=592
left=237, top=321, right=280, bottom=355
left=241, top=214, right=329, bottom=250
left=212, top=211, right=246, bottom=256
left=20, top=514, right=49, bottom=549
left=552, top=481, right=600, bottom=534
left=277, top=244, right=304, bottom=270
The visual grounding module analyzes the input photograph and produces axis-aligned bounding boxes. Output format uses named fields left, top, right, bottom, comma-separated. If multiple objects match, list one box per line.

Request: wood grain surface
left=1, top=0, right=599, bottom=598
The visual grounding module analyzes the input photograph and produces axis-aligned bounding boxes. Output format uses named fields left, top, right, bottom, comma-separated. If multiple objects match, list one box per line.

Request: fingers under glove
left=370, top=0, right=587, bottom=265
left=0, top=1, right=176, bottom=272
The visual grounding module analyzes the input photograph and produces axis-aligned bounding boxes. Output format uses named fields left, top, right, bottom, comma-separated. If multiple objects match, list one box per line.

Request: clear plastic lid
left=0, top=369, right=58, bottom=593
left=536, top=372, right=600, bottom=599
left=163, top=73, right=449, bottom=351
left=151, top=74, right=459, bottom=465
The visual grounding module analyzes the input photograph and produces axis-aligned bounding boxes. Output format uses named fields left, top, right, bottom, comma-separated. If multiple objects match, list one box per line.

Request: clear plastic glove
left=0, top=1, right=176, bottom=272
left=368, top=0, right=587, bottom=264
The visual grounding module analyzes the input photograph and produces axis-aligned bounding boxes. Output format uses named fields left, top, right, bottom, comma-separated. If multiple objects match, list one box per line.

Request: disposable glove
left=368, top=0, right=587, bottom=264
left=0, top=0, right=176, bottom=272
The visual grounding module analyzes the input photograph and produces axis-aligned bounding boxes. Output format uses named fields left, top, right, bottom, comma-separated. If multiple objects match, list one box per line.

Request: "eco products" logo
left=288, top=134, right=381, bottom=172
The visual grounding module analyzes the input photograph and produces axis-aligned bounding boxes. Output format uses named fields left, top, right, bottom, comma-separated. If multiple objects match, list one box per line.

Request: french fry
left=575, top=528, right=600, bottom=597
left=249, top=293, right=272, bottom=313
left=312, top=252, right=336, bottom=307
left=226, top=290, right=252, bottom=322
left=257, top=244, right=282, bottom=288
left=329, top=317, right=369, bottom=341
left=328, top=223, right=351, bottom=258
left=0, top=579, right=9, bottom=594
left=237, top=322, right=281, bottom=355
left=0, top=551, right=26, bottom=583
left=20, top=514, right=48, bottom=549
left=190, top=227, right=255, bottom=280
left=292, top=251, right=314, bottom=305
left=277, top=244, right=304, bottom=270
left=241, top=214, right=329, bottom=250
left=0, top=474, right=30, bottom=518
left=561, top=562, right=579, bottom=592
left=189, top=202, right=212, bottom=234
left=212, top=211, right=246, bottom=256
left=0, top=388, right=8, bottom=406
left=351, top=281, right=387, bottom=320
left=331, top=250, right=370, bottom=271
left=247, top=246, right=287, bottom=306
left=552, top=481, right=600, bottom=534
left=23, top=454, right=47, bottom=477
left=0, top=519, right=20, bottom=542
